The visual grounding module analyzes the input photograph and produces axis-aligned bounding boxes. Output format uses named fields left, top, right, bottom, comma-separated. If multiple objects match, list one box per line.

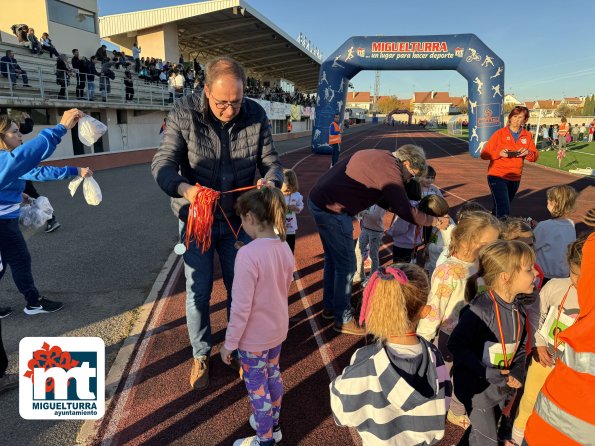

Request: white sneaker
left=233, top=436, right=274, bottom=446
left=249, top=413, right=283, bottom=443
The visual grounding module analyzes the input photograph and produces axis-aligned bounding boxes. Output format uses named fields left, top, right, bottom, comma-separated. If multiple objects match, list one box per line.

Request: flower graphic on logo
left=23, top=342, right=79, bottom=392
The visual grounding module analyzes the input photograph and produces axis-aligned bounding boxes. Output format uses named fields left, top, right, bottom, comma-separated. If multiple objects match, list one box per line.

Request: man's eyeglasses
left=210, top=95, right=244, bottom=110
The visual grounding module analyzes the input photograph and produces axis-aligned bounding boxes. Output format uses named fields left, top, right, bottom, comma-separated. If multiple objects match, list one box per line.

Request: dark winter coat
left=151, top=93, right=283, bottom=221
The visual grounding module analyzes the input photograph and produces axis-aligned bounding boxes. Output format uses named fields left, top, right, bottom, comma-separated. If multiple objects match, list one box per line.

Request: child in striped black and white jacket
left=330, top=264, right=451, bottom=446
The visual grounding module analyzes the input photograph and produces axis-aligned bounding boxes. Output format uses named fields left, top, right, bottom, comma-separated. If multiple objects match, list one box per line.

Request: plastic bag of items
left=69, top=176, right=102, bottom=206
left=19, top=196, right=54, bottom=229
left=78, top=115, right=107, bottom=146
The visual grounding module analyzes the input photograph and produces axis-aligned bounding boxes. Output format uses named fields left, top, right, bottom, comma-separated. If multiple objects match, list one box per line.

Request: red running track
left=87, top=125, right=594, bottom=446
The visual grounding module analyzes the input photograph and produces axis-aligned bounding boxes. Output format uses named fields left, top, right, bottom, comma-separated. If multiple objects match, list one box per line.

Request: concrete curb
left=76, top=251, right=181, bottom=445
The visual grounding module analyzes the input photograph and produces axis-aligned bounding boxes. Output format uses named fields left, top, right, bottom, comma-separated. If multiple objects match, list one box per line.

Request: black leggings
left=286, top=234, right=295, bottom=253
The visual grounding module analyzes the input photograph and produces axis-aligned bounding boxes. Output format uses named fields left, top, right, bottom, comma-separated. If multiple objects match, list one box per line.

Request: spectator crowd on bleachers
left=2, top=24, right=317, bottom=107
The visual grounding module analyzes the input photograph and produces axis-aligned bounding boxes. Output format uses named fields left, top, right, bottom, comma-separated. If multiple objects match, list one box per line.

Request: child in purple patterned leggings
left=220, top=186, right=295, bottom=446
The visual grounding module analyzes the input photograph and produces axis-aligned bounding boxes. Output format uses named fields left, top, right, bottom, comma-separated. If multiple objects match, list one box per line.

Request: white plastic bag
left=68, top=175, right=102, bottom=205
left=78, top=115, right=107, bottom=146
left=68, top=175, right=84, bottom=197
left=83, top=177, right=102, bottom=205
left=19, top=196, right=54, bottom=229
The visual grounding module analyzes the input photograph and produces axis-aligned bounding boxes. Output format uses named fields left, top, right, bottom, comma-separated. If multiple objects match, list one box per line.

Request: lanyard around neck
left=553, top=285, right=572, bottom=352
left=488, top=290, right=521, bottom=369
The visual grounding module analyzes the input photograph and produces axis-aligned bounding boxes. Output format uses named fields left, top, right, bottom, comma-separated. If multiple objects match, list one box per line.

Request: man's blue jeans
left=87, top=81, right=95, bottom=100
left=308, top=200, right=355, bottom=324
left=6, top=68, right=28, bottom=86
left=330, top=144, right=340, bottom=166
left=487, top=175, right=520, bottom=218
left=179, top=218, right=250, bottom=358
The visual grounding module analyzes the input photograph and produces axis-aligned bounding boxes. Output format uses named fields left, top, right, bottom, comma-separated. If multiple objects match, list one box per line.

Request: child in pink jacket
left=220, top=186, right=295, bottom=446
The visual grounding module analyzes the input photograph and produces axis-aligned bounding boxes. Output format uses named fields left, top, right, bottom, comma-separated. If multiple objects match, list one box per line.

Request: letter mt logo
left=19, top=337, right=105, bottom=420
left=357, top=47, right=365, bottom=57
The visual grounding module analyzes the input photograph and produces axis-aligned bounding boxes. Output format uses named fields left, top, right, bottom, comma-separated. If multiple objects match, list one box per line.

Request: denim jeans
left=179, top=218, right=251, bottom=358
left=356, top=228, right=382, bottom=280
left=330, top=144, right=340, bottom=166
left=308, top=200, right=355, bottom=324
left=87, top=81, right=95, bottom=100
left=0, top=218, right=40, bottom=305
left=5, top=69, right=28, bottom=85
left=487, top=175, right=520, bottom=219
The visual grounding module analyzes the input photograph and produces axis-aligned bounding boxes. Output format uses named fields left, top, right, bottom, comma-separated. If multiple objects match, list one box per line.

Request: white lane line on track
left=291, top=128, right=388, bottom=445
left=292, top=270, right=337, bottom=381
left=100, top=257, right=184, bottom=446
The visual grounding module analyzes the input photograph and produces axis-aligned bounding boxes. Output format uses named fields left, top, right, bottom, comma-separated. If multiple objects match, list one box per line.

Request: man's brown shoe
left=190, top=356, right=209, bottom=390
left=333, top=319, right=366, bottom=336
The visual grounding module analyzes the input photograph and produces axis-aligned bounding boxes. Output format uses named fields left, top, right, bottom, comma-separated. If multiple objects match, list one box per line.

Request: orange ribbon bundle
left=185, top=183, right=257, bottom=253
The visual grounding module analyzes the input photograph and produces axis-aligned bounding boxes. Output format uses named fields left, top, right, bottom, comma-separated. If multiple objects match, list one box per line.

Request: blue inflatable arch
left=312, top=34, right=504, bottom=157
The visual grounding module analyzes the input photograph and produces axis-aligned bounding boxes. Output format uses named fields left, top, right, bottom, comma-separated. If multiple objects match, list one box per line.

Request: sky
left=97, top=0, right=595, bottom=101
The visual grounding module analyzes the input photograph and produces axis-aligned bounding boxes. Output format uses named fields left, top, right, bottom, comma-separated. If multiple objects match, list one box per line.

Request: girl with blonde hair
left=534, top=185, right=578, bottom=282
left=331, top=264, right=451, bottom=446
left=449, top=240, right=536, bottom=445
left=221, top=187, right=294, bottom=446
left=417, top=210, right=500, bottom=428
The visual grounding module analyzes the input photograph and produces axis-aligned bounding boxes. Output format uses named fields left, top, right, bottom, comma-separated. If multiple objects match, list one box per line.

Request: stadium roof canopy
left=99, top=0, right=321, bottom=91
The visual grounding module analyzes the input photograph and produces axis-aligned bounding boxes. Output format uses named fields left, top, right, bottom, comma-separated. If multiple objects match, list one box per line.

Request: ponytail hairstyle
left=360, top=264, right=429, bottom=341
left=281, top=168, right=299, bottom=195
left=546, top=185, right=578, bottom=218
left=448, top=211, right=501, bottom=257
left=465, top=240, right=535, bottom=303
left=235, top=186, right=288, bottom=241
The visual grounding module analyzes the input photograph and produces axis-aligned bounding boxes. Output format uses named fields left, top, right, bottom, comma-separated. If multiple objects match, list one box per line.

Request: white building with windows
left=0, top=0, right=100, bottom=57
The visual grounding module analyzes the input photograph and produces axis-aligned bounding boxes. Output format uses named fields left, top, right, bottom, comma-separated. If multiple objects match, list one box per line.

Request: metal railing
left=1, top=62, right=195, bottom=107
left=1, top=60, right=317, bottom=109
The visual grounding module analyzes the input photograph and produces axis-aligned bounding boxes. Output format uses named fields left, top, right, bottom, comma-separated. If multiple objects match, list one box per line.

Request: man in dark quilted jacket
left=152, top=56, right=283, bottom=391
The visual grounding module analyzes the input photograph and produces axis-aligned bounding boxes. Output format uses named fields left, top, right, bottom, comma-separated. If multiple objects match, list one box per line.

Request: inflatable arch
left=312, top=34, right=504, bottom=157
left=387, top=109, right=413, bottom=125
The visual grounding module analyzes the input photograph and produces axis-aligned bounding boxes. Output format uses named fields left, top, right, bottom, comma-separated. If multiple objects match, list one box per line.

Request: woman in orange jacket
left=480, top=106, right=539, bottom=218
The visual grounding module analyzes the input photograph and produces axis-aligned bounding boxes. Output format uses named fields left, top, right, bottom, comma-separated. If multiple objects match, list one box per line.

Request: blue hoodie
left=0, top=124, right=77, bottom=219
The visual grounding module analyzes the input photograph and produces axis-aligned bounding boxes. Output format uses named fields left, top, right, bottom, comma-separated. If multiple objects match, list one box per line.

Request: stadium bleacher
left=0, top=41, right=177, bottom=110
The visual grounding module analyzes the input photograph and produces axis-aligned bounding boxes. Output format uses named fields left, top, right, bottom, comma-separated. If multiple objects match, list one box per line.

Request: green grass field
left=434, top=128, right=595, bottom=173
left=536, top=142, right=595, bottom=171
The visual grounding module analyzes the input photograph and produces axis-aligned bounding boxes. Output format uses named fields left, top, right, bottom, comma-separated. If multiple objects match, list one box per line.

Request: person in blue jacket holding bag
left=0, top=108, right=92, bottom=320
